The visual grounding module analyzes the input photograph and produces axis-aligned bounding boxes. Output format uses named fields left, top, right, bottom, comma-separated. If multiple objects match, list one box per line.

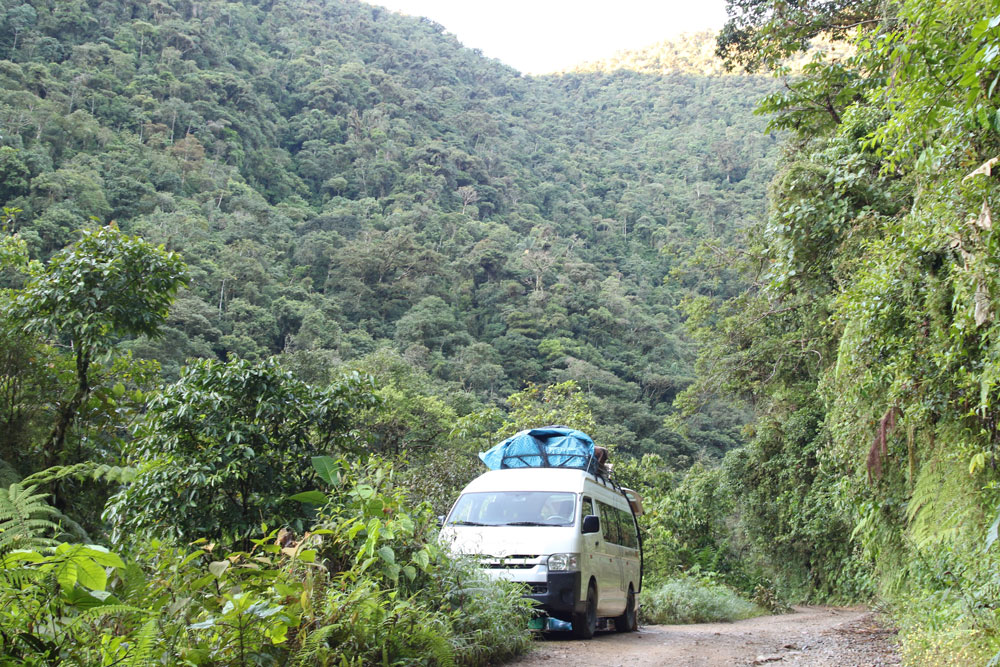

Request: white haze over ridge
left=373, top=0, right=729, bottom=74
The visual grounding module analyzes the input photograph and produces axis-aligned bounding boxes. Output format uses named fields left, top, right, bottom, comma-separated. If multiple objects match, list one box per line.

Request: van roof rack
left=479, top=425, right=627, bottom=491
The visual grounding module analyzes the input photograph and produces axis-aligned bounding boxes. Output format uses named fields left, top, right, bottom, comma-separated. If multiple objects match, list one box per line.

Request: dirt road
left=510, top=606, right=900, bottom=666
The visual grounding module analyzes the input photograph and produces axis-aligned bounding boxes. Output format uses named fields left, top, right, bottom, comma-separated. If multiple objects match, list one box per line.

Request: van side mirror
left=437, top=515, right=445, bottom=527
left=582, top=514, right=600, bottom=534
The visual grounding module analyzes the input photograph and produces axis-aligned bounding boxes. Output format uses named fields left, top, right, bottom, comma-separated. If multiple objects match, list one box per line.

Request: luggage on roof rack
left=479, top=426, right=609, bottom=476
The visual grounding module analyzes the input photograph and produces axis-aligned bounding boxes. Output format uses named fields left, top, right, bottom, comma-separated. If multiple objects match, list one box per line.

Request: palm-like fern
left=21, top=462, right=138, bottom=487
left=123, top=618, right=159, bottom=667
left=0, top=483, right=59, bottom=555
left=907, top=453, right=977, bottom=548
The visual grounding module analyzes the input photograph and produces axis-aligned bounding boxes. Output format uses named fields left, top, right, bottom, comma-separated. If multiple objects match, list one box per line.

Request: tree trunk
left=44, top=344, right=91, bottom=510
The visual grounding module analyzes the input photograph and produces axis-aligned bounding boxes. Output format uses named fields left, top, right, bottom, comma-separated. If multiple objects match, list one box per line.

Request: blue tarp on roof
left=479, top=426, right=597, bottom=471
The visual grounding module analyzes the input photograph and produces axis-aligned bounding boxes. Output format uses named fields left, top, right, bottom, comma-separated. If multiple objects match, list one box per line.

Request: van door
left=616, top=505, right=641, bottom=595
left=595, top=499, right=625, bottom=614
left=579, top=495, right=600, bottom=607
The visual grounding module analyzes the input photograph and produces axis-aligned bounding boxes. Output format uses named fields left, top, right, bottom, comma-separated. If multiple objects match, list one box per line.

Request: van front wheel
left=572, top=581, right=597, bottom=639
left=615, top=586, right=637, bottom=633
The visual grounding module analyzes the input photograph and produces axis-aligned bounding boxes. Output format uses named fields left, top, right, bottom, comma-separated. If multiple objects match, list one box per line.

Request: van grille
left=479, top=555, right=540, bottom=569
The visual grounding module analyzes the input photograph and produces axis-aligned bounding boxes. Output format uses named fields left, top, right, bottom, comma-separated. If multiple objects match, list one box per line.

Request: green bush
left=105, top=357, right=378, bottom=547
left=290, top=455, right=534, bottom=665
left=0, top=457, right=534, bottom=666
left=639, top=576, right=764, bottom=625
left=882, top=535, right=1000, bottom=666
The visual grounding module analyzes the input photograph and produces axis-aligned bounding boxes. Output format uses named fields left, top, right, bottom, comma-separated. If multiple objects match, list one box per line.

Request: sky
left=372, top=0, right=730, bottom=74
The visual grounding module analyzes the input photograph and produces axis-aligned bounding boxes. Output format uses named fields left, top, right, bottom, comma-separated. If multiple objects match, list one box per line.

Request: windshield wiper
left=500, top=521, right=550, bottom=526
left=449, top=520, right=487, bottom=526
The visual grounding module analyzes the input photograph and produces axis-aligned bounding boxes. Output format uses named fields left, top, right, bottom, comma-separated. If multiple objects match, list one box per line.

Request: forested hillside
left=0, top=0, right=783, bottom=663
left=0, top=0, right=777, bottom=464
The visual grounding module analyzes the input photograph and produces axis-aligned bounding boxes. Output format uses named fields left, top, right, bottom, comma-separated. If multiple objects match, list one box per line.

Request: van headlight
left=547, top=553, right=579, bottom=571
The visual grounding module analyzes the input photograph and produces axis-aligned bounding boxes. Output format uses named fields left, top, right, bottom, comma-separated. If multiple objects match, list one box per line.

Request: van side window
left=618, top=507, right=638, bottom=549
left=580, top=496, right=594, bottom=532
left=597, top=500, right=621, bottom=544
left=611, top=505, right=625, bottom=545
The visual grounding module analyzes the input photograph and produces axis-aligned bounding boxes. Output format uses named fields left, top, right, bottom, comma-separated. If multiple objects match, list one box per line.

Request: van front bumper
left=526, top=571, right=582, bottom=622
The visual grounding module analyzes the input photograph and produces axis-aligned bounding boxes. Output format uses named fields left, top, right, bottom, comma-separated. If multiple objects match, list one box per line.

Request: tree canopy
left=0, top=0, right=782, bottom=463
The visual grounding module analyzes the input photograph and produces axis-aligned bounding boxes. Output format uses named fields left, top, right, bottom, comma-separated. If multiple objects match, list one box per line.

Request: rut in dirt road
left=510, top=606, right=901, bottom=667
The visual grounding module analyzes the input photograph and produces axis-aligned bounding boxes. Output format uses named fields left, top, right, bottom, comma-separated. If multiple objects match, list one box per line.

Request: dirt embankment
left=510, top=606, right=901, bottom=666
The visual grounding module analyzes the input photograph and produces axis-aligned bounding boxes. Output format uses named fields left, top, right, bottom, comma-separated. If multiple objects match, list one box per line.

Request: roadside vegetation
left=2, top=453, right=533, bottom=665
left=640, top=576, right=764, bottom=625
left=663, top=0, right=1000, bottom=663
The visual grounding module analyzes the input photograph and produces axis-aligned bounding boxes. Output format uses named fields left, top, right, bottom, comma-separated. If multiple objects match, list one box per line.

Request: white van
left=440, top=466, right=642, bottom=638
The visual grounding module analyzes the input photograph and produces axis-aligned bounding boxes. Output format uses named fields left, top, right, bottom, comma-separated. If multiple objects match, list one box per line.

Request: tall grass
left=640, top=576, right=765, bottom=624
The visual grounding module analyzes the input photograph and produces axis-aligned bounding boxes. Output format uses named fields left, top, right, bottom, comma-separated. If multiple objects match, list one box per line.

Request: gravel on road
left=509, top=606, right=901, bottom=667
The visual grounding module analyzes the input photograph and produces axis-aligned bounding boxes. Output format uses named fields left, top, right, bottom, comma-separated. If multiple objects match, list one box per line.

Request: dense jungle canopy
left=0, top=0, right=780, bottom=467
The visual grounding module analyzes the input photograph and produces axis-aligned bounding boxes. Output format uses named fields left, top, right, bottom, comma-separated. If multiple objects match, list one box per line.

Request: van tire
left=572, top=581, right=597, bottom=639
left=615, top=586, right=637, bottom=633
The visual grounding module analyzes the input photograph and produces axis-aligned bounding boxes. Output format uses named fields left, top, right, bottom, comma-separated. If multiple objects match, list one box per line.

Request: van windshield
left=446, top=491, right=577, bottom=527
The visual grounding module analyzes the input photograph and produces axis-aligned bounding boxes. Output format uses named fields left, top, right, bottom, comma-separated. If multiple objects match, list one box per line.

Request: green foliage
left=398, top=447, right=490, bottom=519
left=0, top=486, right=137, bottom=666
left=639, top=575, right=764, bottom=624
left=626, top=460, right=740, bottom=583
left=889, top=542, right=1000, bottom=666
left=755, top=57, right=868, bottom=138
left=691, top=0, right=1000, bottom=659
left=0, top=0, right=816, bottom=657
left=288, top=456, right=534, bottom=665
left=0, top=483, right=58, bottom=554
left=13, top=224, right=187, bottom=354
left=725, top=394, right=870, bottom=600
left=0, top=317, right=64, bottom=475
left=107, top=357, right=378, bottom=546
left=575, top=31, right=742, bottom=76
left=495, top=381, right=598, bottom=440
left=905, top=451, right=981, bottom=550
left=1, top=457, right=533, bottom=665
left=0, top=0, right=780, bottom=463
left=21, top=462, right=137, bottom=487
left=349, top=348, right=470, bottom=456
left=716, top=0, right=881, bottom=72
left=1, top=224, right=186, bottom=521
left=865, top=0, right=1000, bottom=172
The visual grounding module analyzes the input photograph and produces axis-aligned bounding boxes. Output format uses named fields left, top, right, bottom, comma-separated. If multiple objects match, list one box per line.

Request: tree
left=495, top=381, right=598, bottom=440
left=0, top=318, right=64, bottom=477
left=106, top=357, right=377, bottom=545
left=457, top=184, right=479, bottom=215
left=716, top=0, right=882, bottom=72
left=394, top=296, right=462, bottom=354
left=10, top=225, right=187, bottom=480
left=0, top=148, right=31, bottom=205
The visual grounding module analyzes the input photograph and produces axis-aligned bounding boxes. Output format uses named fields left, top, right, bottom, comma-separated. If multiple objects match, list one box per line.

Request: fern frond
left=0, top=522, right=57, bottom=553
left=0, top=484, right=59, bottom=554
left=123, top=618, right=159, bottom=667
left=0, top=565, right=49, bottom=588
left=410, top=623, right=454, bottom=667
left=79, top=603, right=149, bottom=619
left=21, top=462, right=138, bottom=487
left=907, top=452, right=979, bottom=548
left=116, top=562, right=150, bottom=605
left=293, top=622, right=345, bottom=664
